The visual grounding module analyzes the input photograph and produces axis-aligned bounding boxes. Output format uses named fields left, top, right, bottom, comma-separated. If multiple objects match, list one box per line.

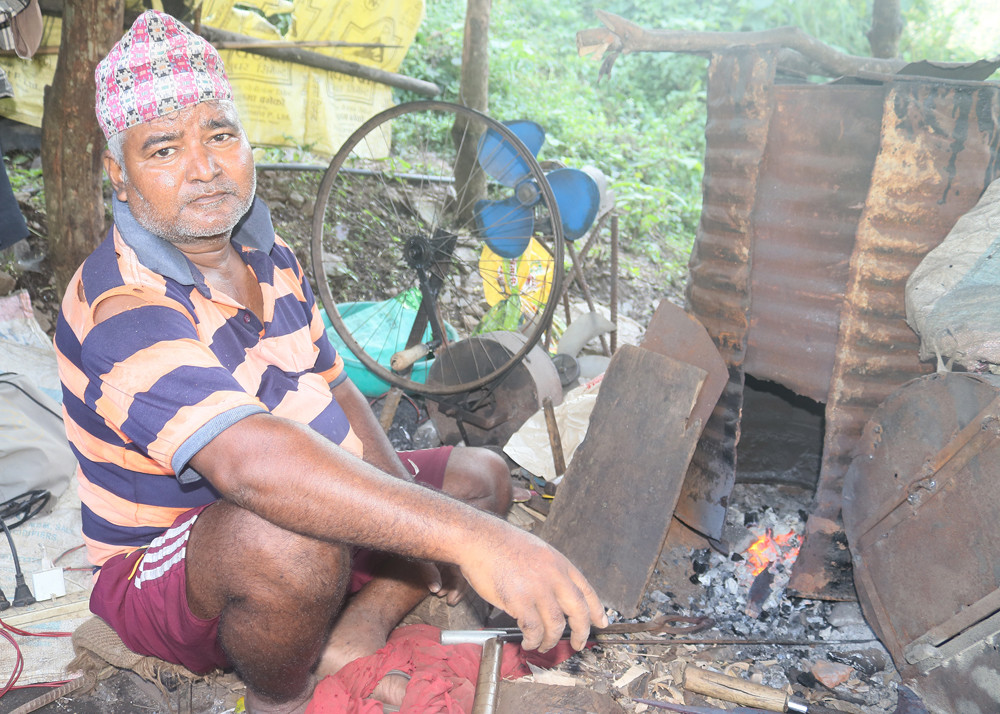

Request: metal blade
left=476, top=120, right=545, bottom=187
left=475, top=196, right=534, bottom=258
left=547, top=167, right=601, bottom=240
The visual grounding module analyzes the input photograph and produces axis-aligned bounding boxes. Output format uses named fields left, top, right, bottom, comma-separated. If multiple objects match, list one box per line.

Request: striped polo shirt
left=55, top=196, right=362, bottom=567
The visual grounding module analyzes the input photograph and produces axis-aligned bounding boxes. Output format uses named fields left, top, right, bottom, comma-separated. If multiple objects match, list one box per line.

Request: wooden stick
left=195, top=24, right=440, bottom=97
left=683, top=667, right=788, bottom=712
left=378, top=387, right=404, bottom=434
left=211, top=39, right=402, bottom=51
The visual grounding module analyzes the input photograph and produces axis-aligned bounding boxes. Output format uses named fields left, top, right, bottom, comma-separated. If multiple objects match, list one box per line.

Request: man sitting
left=56, top=10, right=606, bottom=713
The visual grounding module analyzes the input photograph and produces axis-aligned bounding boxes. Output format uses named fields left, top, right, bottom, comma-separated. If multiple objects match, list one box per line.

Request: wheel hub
left=403, top=233, right=435, bottom=271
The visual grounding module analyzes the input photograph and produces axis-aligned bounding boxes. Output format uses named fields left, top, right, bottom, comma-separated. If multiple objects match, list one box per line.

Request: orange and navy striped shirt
left=55, top=196, right=363, bottom=567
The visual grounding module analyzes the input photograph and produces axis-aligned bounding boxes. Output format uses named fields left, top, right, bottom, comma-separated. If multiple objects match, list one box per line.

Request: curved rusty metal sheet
left=745, top=84, right=884, bottom=403
left=679, top=50, right=776, bottom=539
left=790, top=81, right=1000, bottom=598
left=843, top=372, right=1000, bottom=712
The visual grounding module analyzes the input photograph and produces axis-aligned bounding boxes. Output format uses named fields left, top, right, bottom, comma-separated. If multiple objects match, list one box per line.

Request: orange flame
left=744, top=528, right=801, bottom=577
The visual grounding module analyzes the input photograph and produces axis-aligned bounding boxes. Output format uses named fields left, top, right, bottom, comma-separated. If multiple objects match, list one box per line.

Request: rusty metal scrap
left=678, top=50, right=777, bottom=541
left=843, top=372, right=1000, bottom=712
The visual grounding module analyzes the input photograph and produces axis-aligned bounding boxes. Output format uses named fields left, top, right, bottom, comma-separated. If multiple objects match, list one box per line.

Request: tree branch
left=196, top=24, right=440, bottom=98
left=578, top=10, right=987, bottom=80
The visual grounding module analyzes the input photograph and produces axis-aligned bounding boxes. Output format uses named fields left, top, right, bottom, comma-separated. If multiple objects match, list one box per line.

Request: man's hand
left=457, top=528, right=608, bottom=652
left=418, top=561, right=469, bottom=606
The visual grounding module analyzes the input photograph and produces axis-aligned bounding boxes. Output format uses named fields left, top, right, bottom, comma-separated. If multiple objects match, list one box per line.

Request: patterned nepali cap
left=95, top=10, right=233, bottom=140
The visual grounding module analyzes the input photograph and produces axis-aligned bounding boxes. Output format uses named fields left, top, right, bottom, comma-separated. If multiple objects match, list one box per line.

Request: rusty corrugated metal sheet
left=789, top=81, right=1000, bottom=598
left=745, top=84, right=884, bottom=403
left=678, top=50, right=776, bottom=539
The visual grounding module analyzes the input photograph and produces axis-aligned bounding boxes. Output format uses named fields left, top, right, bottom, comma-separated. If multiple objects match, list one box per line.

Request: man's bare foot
left=370, top=670, right=410, bottom=711
left=315, top=614, right=409, bottom=710
left=512, top=484, right=532, bottom=503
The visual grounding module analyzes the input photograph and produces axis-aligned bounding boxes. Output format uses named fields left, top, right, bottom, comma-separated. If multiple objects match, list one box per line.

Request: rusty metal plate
left=791, top=80, right=1000, bottom=599
left=540, top=345, right=706, bottom=617
left=684, top=49, right=777, bottom=540
left=639, top=299, right=727, bottom=435
left=639, top=300, right=728, bottom=534
left=745, top=83, right=884, bottom=403
left=843, top=372, right=1000, bottom=713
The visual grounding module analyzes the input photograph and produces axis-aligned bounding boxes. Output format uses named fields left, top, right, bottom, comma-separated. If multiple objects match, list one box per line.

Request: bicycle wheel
left=310, top=100, right=564, bottom=396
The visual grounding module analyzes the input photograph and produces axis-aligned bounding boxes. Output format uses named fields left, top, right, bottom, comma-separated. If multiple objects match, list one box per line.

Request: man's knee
left=441, top=446, right=513, bottom=515
left=187, top=501, right=351, bottom=617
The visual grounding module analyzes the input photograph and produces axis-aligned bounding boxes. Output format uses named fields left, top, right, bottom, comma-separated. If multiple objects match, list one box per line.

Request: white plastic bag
left=0, top=372, right=75, bottom=502
left=503, top=376, right=603, bottom=483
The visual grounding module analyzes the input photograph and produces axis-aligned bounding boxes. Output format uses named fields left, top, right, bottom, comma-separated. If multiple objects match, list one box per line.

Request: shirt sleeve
left=79, top=301, right=267, bottom=481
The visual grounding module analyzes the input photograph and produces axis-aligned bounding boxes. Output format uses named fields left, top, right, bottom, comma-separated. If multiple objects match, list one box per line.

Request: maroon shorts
left=88, top=445, right=453, bottom=674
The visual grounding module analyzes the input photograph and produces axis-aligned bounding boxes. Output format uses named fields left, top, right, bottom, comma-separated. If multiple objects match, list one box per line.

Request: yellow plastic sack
left=201, top=0, right=424, bottom=156
left=478, top=236, right=556, bottom=320
left=0, top=0, right=424, bottom=158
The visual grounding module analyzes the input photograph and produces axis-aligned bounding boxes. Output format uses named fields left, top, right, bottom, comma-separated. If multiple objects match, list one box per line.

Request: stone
left=0, top=270, right=16, bottom=296
left=811, top=659, right=854, bottom=688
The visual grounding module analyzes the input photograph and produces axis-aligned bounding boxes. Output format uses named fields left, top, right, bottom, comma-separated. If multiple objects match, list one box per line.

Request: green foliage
left=401, top=1, right=986, bottom=285
left=3, top=153, right=44, bottom=206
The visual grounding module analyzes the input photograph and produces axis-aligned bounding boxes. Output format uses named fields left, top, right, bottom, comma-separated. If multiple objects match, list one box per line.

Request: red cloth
left=305, top=624, right=578, bottom=714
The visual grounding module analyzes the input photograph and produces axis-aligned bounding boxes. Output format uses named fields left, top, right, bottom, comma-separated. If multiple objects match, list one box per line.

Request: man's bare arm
left=190, top=413, right=608, bottom=651
left=330, top=377, right=410, bottom=480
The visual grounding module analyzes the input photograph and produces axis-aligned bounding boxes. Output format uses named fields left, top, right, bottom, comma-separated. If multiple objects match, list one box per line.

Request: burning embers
left=738, top=527, right=802, bottom=618
left=689, top=498, right=805, bottom=625
left=743, top=528, right=801, bottom=579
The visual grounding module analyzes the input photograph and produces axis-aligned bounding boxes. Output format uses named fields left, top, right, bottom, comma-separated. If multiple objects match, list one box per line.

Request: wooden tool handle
left=683, top=666, right=788, bottom=712
left=390, top=343, right=431, bottom=371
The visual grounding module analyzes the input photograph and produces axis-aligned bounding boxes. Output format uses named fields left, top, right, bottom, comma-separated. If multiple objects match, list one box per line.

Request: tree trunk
left=41, top=0, right=124, bottom=295
left=453, top=0, right=490, bottom=226
left=868, top=0, right=902, bottom=59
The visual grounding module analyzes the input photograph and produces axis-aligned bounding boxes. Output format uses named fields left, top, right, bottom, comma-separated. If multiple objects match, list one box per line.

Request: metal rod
left=610, top=212, right=619, bottom=354
left=592, top=636, right=879, bottom=647
left=256, top=163, right=457, bottom=185
left=470, top=636, right=504, bottom=714
left=542, top=396, right=566, bottom=477
left=565, top=241, right=610, bottom=357
left=632, top=697, right=773, bottom=714
left=558, top=212, right=609, bottom=302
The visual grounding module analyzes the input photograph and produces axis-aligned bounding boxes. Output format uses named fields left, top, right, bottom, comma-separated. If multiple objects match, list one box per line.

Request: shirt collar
left=112, top=194, right=276, bottom=286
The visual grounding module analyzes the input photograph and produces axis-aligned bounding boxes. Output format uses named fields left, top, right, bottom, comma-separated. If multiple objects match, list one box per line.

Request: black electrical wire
left=0, top=374, right=59, bottom=612
left=0, top=518, right=34, bottom=608
left=0, top=490, right=50, bottom=530
left=0, top=487, right=50, bottom=610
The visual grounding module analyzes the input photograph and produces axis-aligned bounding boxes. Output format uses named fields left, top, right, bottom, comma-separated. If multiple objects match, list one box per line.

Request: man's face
left=105, top=101, right=256, bottom=246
